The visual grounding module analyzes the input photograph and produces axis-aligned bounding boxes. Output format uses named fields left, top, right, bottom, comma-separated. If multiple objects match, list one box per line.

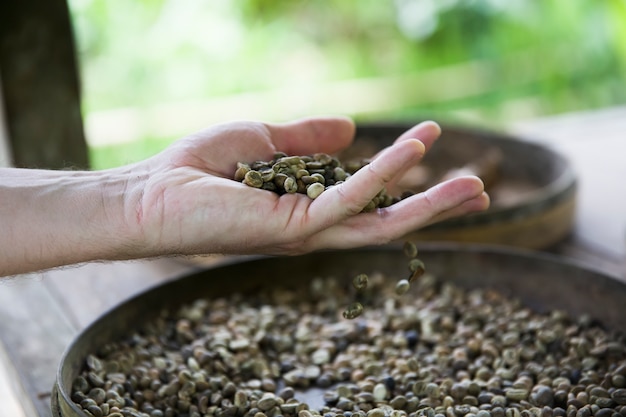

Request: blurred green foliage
left=68, top=0, right=626, bottom=168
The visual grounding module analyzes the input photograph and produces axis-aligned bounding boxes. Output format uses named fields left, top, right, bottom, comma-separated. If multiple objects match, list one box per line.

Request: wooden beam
left=0, top=0, right=89, bottom=169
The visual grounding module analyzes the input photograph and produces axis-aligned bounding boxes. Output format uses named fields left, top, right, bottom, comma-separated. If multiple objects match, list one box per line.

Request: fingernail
left=417, top=120, right=442, bottom=135
left=401, top=138, right=426, bottom=156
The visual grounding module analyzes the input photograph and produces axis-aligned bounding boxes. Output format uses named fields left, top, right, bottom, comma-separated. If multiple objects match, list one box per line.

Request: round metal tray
left=347, top=123, right=577, bottom=249
left=53, top=243, right=624, bottom=416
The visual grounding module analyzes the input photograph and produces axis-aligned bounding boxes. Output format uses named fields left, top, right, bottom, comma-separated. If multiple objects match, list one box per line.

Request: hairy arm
left=0, top=167, right=145, bottom=276
left=0, top=117, right=489, bottom=277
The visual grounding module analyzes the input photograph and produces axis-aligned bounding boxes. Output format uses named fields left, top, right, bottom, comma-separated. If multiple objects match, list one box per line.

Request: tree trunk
left=0, top=0, right=89, bottom=169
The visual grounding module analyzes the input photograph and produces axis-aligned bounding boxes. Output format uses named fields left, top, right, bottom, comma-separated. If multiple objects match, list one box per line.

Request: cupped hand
left=129, top=116, right=490, bottom=257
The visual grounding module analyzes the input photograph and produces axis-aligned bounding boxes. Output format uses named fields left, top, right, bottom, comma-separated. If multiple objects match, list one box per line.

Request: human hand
left=129, top=116, right=489, bottom=257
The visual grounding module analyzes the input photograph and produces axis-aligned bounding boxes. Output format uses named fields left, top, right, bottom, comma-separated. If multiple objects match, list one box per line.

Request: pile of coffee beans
left=70, top=263, right=626, bottom=417
left=234, top=153, right=399, bottom=212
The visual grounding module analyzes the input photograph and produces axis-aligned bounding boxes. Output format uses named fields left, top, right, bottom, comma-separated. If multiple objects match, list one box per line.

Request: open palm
left=133, top=117, right=489, bottom=256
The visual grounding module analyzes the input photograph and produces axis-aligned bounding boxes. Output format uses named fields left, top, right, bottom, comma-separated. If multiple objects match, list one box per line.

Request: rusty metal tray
left=53, top=243, right=625, bottom=416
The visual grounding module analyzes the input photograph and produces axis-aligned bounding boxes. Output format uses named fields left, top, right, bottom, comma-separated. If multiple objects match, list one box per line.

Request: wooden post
left=0, top=0, right=89, bottom=169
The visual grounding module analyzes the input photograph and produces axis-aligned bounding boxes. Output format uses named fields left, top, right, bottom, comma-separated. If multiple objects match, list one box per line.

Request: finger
left=304, top=176, right=487, bottom=249
left=382, top=121, right=441, bottom=192
left=266, top=116, right=356, bottom=156
left=422, top=191, right=490, bottom=226
left=305, top=139, right=426, bottom=230
left=394, top=176, right=488, bottom=230
left=393, top=120, right=441, bottom=151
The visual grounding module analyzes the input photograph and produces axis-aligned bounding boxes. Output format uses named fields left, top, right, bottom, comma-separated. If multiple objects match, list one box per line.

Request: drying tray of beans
left=214, top=122, right=577, bottom=255
left=53, top=243, right=626, bottom=417
left=345, top=123, right=577, bottom=250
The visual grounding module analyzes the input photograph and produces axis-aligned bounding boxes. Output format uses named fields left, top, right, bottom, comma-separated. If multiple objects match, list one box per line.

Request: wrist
left=90, top=166, right=152, bottom=261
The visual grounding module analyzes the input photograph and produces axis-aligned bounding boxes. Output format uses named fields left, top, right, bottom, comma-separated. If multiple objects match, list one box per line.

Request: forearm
left=0, top=167, right=146, bottom=277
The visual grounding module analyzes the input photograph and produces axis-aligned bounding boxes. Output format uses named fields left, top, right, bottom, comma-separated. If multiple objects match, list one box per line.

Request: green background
left=67, top=0, right=626, bottom=169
